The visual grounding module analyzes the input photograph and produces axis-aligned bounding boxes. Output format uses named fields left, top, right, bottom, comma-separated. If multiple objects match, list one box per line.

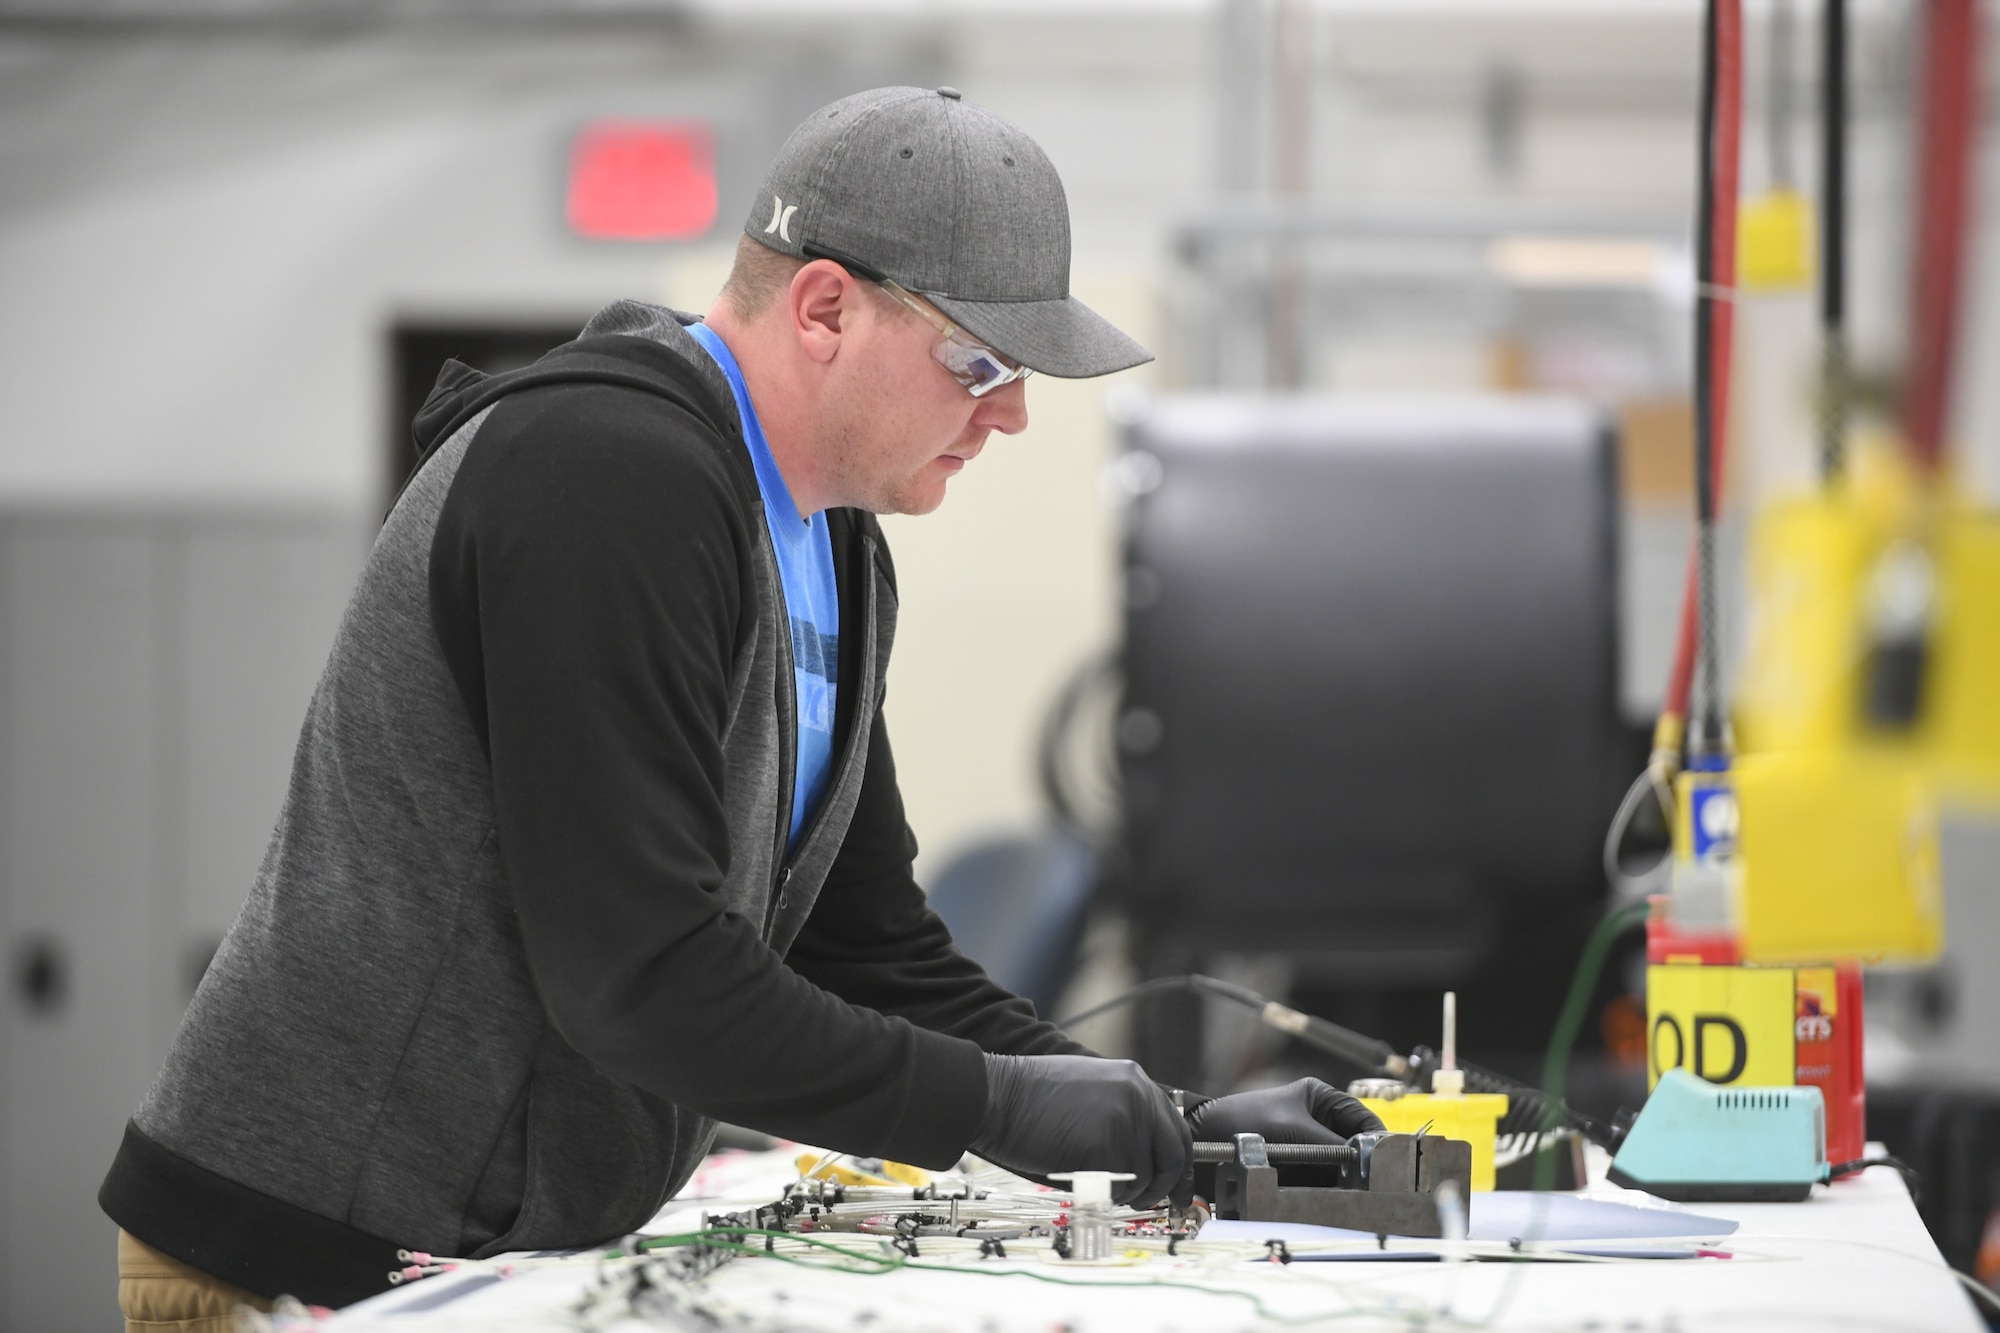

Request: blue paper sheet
left=1469, top=1193, right=1737, bottom=1241
left=1200, top=1193, right=1738, bottom=1246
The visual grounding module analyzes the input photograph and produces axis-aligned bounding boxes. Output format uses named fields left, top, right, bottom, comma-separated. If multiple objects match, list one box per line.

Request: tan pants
left=117, top=1230, right=273, bottom=1333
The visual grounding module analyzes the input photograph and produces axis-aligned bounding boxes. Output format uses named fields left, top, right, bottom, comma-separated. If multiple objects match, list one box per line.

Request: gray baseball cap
left=745, top=85, right=1152, bottom=379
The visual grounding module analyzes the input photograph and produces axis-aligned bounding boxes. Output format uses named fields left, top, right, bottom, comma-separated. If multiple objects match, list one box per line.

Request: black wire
left=1054, top=976, right=1201, bottom=1030
left=1821, top=0, right=1847, bottom=333
left=1459, top=1062, right=1604, bottom=1143
left=1691, top=0, right=1724, bottom=755
left=1829, top=1154, right=1923, bottom=1207
left=1819, top=0, right=1849, bottom=482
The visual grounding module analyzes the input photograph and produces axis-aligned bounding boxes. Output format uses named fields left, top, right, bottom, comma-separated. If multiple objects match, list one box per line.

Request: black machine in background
left=1110, top=394, right=1644, bottom=1091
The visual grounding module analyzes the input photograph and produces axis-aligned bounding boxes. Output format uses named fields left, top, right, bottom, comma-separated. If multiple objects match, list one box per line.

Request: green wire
left=627, top=1227, right=1442, bottom=1327
left=1534, top=899, right=1650, bottom=1192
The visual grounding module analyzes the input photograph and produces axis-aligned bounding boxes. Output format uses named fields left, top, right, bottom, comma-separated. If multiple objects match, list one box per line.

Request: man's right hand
left=968, top=1053, right=1189, bottom=1207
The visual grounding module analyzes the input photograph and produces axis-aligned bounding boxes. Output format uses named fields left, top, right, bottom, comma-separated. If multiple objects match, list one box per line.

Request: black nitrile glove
left=969, top=1053, right=1192, bottom=1207
left=1184, top=1077, right=1386, bottom=1145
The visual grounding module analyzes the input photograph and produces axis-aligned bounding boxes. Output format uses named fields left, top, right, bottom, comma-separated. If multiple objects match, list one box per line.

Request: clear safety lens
left=935, top=340, right=1031, bottom=397
left=878, top=277, right=1032, bottom=397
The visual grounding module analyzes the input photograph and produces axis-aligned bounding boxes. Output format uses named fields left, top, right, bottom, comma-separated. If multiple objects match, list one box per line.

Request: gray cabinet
left=0, top=510, right=368, bottom=1332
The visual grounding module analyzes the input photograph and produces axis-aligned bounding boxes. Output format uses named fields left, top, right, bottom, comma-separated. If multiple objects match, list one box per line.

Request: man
left=101, top=87, right=1379, bottom=1329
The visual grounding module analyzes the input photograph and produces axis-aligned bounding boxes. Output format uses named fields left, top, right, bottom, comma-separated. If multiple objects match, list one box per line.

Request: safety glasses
left=874, top=278, right=1033, bottom=398
left=800, top=244, right=1032, bottom=398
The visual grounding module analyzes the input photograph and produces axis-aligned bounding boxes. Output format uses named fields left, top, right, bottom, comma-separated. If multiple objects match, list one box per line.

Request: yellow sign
left=1646, top=965, right=1796, bottom=1089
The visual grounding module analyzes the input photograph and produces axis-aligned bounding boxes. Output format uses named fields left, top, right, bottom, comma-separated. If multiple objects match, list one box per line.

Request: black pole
left=1819, top=0, right=1849, bottom=482
left=1692, top=0, right=1724, bottom=756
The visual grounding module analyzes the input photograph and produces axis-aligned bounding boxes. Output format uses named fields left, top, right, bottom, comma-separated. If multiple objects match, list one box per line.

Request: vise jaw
left=1209, top=1131, right=1472, bottom=1238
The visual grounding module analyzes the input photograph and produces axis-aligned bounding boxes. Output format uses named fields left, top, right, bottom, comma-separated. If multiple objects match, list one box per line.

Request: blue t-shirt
left=687, top=322, right=839, bottom=849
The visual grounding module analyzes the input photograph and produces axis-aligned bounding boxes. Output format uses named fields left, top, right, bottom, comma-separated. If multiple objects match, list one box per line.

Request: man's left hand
left=1184, top=1077, right=1387, bottom=1145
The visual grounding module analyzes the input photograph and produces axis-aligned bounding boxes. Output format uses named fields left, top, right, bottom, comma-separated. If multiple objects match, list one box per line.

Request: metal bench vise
left=1199, top=1131, right=1472, bottom=1238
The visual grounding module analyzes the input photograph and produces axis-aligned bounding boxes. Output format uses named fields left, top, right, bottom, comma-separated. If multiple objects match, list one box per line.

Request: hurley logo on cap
left=762, top=195, right=799, bottom=244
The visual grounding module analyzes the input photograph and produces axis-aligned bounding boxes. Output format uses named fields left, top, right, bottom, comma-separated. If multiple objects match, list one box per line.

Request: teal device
left=1607, top=1069, right=1828, bottom=1202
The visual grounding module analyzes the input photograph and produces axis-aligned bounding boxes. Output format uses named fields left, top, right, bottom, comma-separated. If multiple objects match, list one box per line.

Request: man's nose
left=976, top=378, right=1030, bottom=435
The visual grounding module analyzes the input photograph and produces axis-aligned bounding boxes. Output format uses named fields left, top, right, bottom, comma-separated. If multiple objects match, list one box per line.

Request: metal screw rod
left=1191, top=1142, right=1359, bottom=1166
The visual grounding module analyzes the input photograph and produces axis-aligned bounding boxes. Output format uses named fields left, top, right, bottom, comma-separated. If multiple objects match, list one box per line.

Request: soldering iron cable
left=1689, top=0, right=1741, bottom=759
left=1055, top=973, right=1404, bottom=1077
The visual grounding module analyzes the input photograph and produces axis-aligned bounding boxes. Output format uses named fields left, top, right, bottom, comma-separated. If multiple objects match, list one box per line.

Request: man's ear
left=790, top=260, right=855, bottom=367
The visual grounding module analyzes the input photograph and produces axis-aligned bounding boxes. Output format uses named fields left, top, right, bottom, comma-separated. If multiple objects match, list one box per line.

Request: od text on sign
left=1646, top=964, right=1844, bottom=1088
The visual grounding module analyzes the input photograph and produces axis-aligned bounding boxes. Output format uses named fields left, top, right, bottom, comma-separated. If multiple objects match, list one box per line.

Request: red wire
left=1904, top=0, right=1979, bottom=470
left=1663, top=0, right=1743, bottom=733
left=1711, top=0, right=1740, bottom=489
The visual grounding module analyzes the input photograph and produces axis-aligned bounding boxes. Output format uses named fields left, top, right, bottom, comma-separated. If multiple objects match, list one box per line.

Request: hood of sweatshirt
left=406, top=301, right=743, bottom=487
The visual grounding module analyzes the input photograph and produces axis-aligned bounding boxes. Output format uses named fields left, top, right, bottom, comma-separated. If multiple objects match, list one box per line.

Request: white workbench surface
left=311, top=1146, right=1985, bottom=1332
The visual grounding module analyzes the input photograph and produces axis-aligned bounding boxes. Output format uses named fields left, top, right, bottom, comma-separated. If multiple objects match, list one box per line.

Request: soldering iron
left=1059, top=973, right=1628, bottom=1150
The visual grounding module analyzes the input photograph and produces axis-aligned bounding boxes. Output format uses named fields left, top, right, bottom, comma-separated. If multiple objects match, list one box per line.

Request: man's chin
left=856, top=475, right=951, bottom=518
left=887, top=478, right=951, bottom=517
left=892, top=486, right=949, bottom=517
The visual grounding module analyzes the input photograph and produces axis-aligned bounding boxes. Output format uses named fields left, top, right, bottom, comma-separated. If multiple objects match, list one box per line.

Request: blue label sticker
left=1689, top=780, right=1739, bottom=862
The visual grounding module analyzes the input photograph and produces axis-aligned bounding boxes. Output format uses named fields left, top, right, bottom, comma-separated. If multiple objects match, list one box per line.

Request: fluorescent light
left=1486, top=236, right=1664, bottom=287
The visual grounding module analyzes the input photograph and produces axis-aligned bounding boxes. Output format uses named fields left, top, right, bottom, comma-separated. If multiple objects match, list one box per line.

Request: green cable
left=629, top=1227, right=1439, bottom=1327
left=1533, top=900, right=1651, bottom=1193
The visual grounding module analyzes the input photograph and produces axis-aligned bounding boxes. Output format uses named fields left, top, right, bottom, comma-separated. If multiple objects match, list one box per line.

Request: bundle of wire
left=249, top=1217, right=1711, bottom=1333
left=759, top=1175, right=1181, bottom=1242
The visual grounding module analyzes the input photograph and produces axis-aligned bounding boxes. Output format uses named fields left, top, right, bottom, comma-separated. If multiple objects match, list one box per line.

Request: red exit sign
left=567, top=120, right=717, bottom=241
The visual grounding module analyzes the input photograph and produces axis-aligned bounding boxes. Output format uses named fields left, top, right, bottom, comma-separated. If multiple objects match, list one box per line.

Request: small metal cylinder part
left=1348, top=1077, right=1405, bottom=1101
left=1073, top=1202, right=1111, bottom=1260
left=1048, top=1171, right=1130, bottom=1261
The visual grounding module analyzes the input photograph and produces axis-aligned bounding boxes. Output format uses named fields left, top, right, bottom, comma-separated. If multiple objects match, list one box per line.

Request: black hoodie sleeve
left=785, top=706, right=1093, bottom=1058
left=428, top=378, right=986, bottom=1169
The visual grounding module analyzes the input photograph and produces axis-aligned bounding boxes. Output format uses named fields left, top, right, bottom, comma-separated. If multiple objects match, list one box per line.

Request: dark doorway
left=387, top=321, right=585, bottom=513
